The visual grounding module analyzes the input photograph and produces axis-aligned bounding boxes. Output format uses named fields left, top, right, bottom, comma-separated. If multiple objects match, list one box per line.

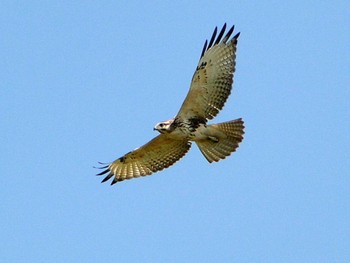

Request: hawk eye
left=159, top=123, right=164, bottom=127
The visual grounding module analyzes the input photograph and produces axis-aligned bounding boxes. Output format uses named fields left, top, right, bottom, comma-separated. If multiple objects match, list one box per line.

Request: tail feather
left=196, top=118, right=244, bottom=163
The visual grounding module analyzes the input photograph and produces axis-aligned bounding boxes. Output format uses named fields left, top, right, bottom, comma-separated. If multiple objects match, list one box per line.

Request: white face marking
left=154, top=119, right=174, bottom=133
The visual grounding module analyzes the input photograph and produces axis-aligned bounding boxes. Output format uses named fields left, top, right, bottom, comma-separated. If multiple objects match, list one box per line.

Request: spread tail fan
left=196, top=119, right=244, bottom=163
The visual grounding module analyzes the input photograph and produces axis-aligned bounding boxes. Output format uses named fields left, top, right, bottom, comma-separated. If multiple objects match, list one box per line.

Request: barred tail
left=196, top=118, right=244, bottom=163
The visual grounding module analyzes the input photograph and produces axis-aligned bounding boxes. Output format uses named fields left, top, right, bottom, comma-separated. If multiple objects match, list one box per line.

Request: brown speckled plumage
left=97, top=24, right=244, bottom=185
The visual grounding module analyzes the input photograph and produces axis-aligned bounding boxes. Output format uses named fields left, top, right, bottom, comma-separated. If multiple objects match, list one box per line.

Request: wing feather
left=214, top=23, right=227, bottom=46
left=97, top=135, right=191, bottom=184
left=207, top=26, right=217, bottom=50
left=176, top=24, right=240, bottom=123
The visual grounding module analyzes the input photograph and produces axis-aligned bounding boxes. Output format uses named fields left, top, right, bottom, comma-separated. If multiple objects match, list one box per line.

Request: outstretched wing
left=175, top=24, right=240, bottom=123
left=97, top=135, right=191, bottom=185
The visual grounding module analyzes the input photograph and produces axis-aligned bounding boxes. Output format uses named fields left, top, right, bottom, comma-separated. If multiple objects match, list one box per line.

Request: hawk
left=97, top=24, right=244, bottom=185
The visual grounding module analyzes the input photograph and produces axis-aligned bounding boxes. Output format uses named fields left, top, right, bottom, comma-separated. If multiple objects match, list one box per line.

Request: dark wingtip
left=230, top=32, right=240, bottom=45
left=207, top=26, right=218, bottom=50
left=222, top=25, right=234, bottom=44
left=94, top=161, right=116, bottom=184
left=97, top=168, right=110, bottom=176
left=110, top=179, right=118, bottom=185
left=101, top=172, right=114, bottom=183
left=94, top=161, right=110, bottom=169
left=200, top=40, right=208, bottom=59
left=200, top=24, right=238, bottom=58
left=94, top=164, right=109, bottom=169
left=214, top=23, right=227, bottom=45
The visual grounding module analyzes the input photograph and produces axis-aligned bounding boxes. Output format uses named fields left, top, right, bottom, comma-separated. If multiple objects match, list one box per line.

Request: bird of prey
left=97, top=23, right=244, bottom=185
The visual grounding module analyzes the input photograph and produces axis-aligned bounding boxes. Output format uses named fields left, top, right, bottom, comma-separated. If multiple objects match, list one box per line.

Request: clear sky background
left=1, top=1, right=349, bottom=262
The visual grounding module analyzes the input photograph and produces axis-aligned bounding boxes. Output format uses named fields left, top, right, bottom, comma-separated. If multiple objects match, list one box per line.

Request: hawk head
left=154, top=119, right=174, bottom=134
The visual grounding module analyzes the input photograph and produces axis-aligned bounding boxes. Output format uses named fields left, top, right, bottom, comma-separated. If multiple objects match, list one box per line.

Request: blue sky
left=1, top=1, right=349, bottom=262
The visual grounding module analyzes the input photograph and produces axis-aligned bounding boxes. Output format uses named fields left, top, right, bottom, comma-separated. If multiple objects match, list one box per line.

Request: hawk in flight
left=97, top=24, right=244, bottom=185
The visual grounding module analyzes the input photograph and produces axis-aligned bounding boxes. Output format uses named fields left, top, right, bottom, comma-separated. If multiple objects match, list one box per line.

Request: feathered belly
left=169, top=123, right=220, bottom=142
